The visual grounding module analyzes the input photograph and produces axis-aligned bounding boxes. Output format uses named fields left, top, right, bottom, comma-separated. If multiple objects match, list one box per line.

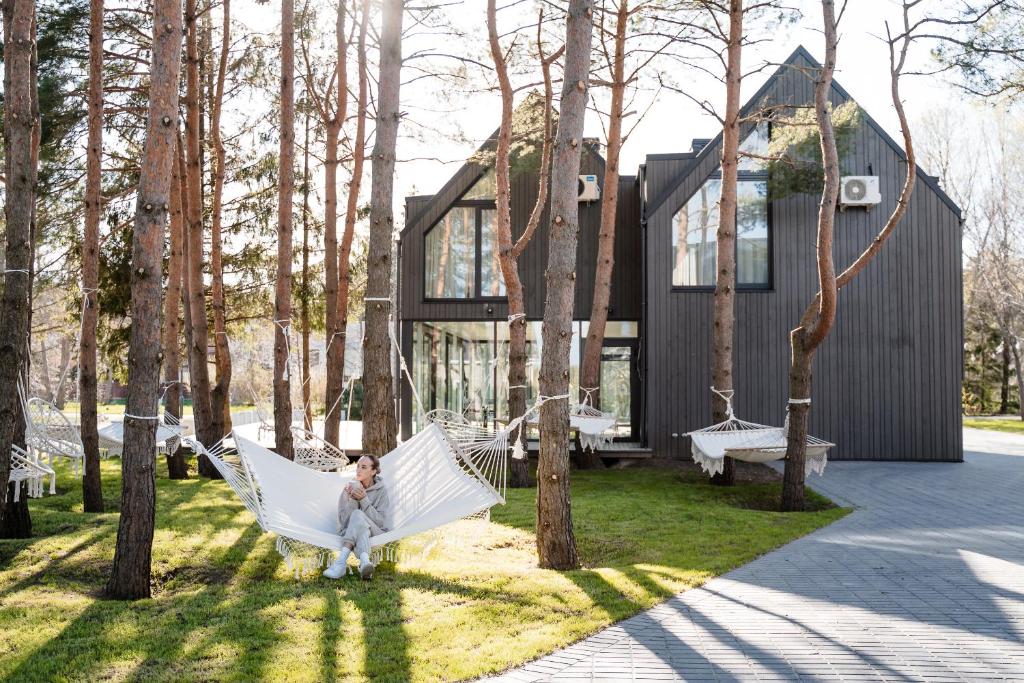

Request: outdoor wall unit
left=839, top=175, right=881, bottom=209
left=578, top=174, right=600, bottom=202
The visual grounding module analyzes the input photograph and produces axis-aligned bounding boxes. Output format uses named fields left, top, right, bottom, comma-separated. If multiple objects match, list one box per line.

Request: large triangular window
left=671, top=123, right=770, bottom=289
left=424, top=169, right=505, bottom=299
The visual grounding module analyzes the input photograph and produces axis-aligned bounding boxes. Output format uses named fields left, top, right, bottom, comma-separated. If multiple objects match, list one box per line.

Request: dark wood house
left=396, top=46, right=963, bottom=462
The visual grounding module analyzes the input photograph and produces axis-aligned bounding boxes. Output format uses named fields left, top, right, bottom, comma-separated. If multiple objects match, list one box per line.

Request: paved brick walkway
left=486, top=429, right=1024, bottom=682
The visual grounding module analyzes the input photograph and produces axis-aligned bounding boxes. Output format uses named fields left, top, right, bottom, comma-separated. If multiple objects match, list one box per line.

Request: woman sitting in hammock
left=323, top=454, right=390, bottom=580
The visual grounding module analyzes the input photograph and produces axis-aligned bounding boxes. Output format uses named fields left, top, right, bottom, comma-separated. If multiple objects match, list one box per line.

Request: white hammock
left=8, top=444, right=56, bottom=502
left=97, top=421, right=182, bottom=459
left=202, top=410, right=515, bottom=576
left=687, top=390, right=832, bottom=477
left=524, top=388, right=617, bottom=453
left=570, top=388, right=618, bottom=451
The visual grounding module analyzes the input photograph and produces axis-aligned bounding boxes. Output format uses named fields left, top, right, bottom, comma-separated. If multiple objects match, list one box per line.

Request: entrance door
left=600, top=339, right=639, bottom=440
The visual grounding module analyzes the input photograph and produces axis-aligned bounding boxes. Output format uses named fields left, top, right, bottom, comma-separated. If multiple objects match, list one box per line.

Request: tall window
left=424, top=170, right=505, bottom=298
left=672, top=123, right=771, bottom=288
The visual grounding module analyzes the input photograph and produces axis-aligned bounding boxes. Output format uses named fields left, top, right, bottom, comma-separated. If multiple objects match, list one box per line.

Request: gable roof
left=644, top=45, right=962, bottom=219
left=403, top=104, right=608, bottom=239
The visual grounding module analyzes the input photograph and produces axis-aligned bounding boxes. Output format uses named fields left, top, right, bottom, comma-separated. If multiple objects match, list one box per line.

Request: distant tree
left=929, top=0, right=1024, bottom=99
left=106, top=0, right=183, bottom=599
left=763, top=101, right=861, bottom=200
left=917, top=103, right=1024, bottom=420
left=275, top=0, right=297, bottom=459
left=0, top=0, right=40, bottom=538
left=536, top=0, right=593, bottom=571
left=361, top=0, right=403, bottom=458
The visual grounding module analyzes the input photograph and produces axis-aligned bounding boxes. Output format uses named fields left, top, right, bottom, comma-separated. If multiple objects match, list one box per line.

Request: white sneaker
left=323, top=558, right=348, bottom=579
left=358, top=558, right=375, bottom=580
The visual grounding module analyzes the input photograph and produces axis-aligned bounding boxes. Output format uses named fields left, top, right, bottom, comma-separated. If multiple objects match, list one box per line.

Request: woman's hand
left=349, top=484, right=366, bottom=501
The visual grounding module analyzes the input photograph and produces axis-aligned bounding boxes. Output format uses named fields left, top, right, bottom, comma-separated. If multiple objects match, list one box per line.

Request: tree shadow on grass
left=2, top=523, right=285, bottom=683
left=319, top=588, right=342, bottom=682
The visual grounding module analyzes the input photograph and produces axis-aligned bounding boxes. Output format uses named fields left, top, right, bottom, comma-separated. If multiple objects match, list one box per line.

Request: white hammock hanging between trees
left=201, top=398, right=561, bottom=576
left=687, top=389, right=833, bottom=477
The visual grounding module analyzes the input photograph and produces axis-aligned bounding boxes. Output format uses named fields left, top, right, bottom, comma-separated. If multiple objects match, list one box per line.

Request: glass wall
left=411, top=321, right=637, bottom=433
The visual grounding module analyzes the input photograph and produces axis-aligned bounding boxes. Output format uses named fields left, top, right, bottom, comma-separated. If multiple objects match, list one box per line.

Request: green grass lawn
left=0, top=458, right=846, bottom=682
left=963, top=416, right=1024, bottom=434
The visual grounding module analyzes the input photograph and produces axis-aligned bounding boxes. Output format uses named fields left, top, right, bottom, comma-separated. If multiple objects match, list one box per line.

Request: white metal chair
left=8, top=444, right=56, bottom=501
left=24, top=396, right=86, bottom=476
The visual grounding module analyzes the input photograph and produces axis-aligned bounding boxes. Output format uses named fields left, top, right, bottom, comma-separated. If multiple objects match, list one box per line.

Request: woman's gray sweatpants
left=338, top=497, right=383, bottom=558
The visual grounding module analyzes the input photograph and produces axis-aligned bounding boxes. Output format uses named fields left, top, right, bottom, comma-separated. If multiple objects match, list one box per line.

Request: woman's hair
left=359, top=454, right=381, bottom=473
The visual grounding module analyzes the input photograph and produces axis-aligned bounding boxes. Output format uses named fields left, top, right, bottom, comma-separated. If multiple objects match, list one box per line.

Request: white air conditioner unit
left=578, top=174, right=600, bottom=202
left=839, top=176, right=881, bottom=208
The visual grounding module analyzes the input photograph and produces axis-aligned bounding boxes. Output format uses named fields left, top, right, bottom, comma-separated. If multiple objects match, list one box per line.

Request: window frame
left=670, top=173, right=773, bottom=293
left=423, top=198, right=507, bottom=302
left=671, top=122, right=774, bottom=293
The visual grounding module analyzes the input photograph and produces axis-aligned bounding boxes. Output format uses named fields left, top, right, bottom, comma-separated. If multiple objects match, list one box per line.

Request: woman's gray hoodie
left=337, top=474, right=391, bottom=534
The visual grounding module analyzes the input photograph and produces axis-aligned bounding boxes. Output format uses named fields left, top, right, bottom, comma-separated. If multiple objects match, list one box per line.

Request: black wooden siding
left=643, top=49, right=963, bottom=462
left=398, top=147, right=642, bottom=323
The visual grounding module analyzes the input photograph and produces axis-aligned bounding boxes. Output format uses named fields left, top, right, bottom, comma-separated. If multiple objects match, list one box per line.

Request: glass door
left=600, top=339, right=639, bottom=440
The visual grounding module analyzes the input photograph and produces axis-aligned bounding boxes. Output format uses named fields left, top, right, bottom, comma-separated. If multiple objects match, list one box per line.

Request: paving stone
left=480, top=430, right=1024, bottom=683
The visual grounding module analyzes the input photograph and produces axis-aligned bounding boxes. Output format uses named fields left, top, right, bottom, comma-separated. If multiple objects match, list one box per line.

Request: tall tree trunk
left=177, top=133, right=195, bottom=430
left=782, top=0, right=916, bottom=510
left=37, top=342, right=53, bottom=400
left=163, top=136, right=188, bottom=480
left=708, top=0, right=743, bottom=486
left=209, top=0, right=233, bottom=439
left=322, top=0, right=348, bottom=448
left=301, top=112, right=312, bottom=431
left=487, top=0, right=524, bottom=480
left=1011, top=338, right=1024, bottom=421
left=274, top=0, right=296, bottom=459
left=361, top=0, right=403, bottom=458
left=782, top=0, right=840, bottom=512
left=54, top=334, right=73, bottom=408
left=334, top=0, right=369, bottom=438
left=487, top=4, right=560, bottom=488
left=1000, top=336, right=1010, bottom=414
left=0, top=0, right=38, bottom=536
left=106, top=0, right=182, bottom=599
left=184, top=0, right=216, bottom=460
left=579, top=0, right=631, bottom=471
left=536, top=0, right=593, bottom=571
left=81, top=0, right=105, bottom=509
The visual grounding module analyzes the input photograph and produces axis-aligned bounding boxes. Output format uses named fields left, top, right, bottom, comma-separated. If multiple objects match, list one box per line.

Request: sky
left=235, top=0, right=966, bottom=227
